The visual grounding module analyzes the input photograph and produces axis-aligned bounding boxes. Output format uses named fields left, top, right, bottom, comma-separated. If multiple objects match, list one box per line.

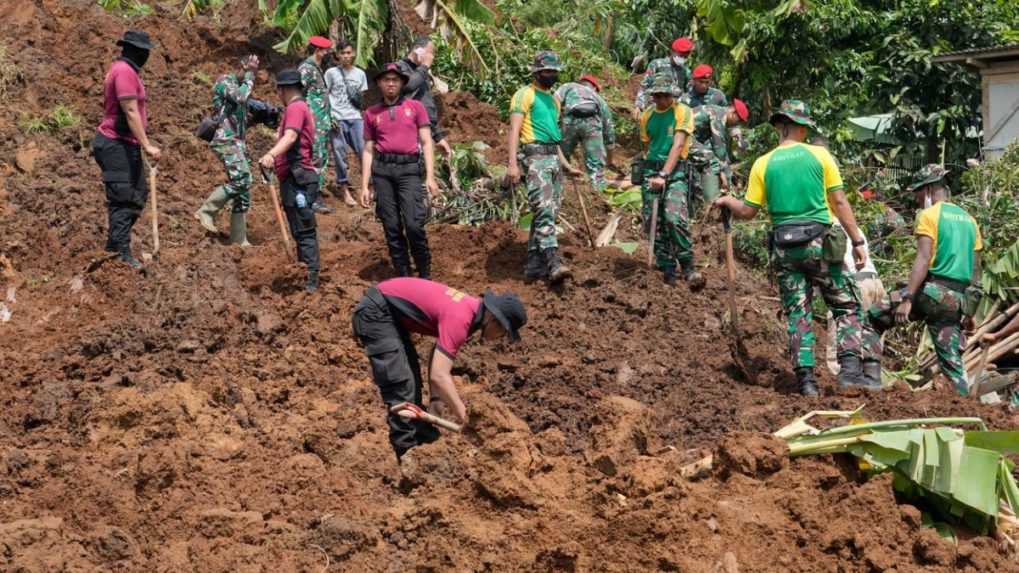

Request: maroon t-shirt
left=363, top=98, right=430, bottom=155
left=274, top=98, right=317, bottom=180
left=97, top=60, right=147, bottom=145
left=377, top=278, right=482, bottom=358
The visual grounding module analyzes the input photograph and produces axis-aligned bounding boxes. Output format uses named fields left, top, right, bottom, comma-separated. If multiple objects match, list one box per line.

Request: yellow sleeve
left=914, top=206, right=938, bottom=241
left=818, top=147, right=845, bottom=193
left=673, top=104, right=694, bottom=134
left=510, top=87, right=531, bottom=116
left=639, top=109, right=651, bottom=146
left=974, top=218, right=983, bottom=251
left=744, top=155, right=768, bottom=208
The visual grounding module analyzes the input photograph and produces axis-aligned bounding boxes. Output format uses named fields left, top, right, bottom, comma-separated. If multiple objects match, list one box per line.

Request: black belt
left=521, top=143, right=559, bottom=156
left=642, top=159, right=688, bottom=173
left=567, top=108, right=599, bottom=118
left=376, top=152, right=420, bottom=164
left=927, top=275, right=969, bottom=293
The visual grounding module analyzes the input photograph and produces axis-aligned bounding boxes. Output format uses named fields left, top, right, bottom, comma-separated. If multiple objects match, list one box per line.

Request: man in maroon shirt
left=91, top=30, right=160, bottom=270
left=352, top=278, right=526, bottom=472
left=360, top=63, right=440, bottom=279
left=259, top=69, right=322, bottom=293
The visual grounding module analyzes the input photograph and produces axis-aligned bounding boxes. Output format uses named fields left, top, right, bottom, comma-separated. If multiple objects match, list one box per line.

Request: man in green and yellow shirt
left=507, top=51, right=580, bottom=285
left=868, top=165, right=983, bottom=395
left=639, top=74, right=700, bottom=287
left=714, top=99, right=877, bottom=396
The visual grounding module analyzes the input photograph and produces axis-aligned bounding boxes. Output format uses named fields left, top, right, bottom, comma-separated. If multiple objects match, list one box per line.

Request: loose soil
left=2, top=2, right=1018, bottom=571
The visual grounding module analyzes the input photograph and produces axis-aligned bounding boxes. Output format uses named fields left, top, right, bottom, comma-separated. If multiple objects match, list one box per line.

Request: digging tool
left=647, top=197, right=659, bottom=268
left=722, top=207, right=754, bottom=383
left=259, top=165, right=295, bottom=261
left=570, top=176, right=596, bottom=249
left=143, top=156, right=160, bottom=256
left=390, top=402, right=462, bottom=433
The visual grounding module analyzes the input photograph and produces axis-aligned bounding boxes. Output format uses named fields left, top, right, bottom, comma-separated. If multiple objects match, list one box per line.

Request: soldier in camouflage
left=195, top=55, right=259, bottom=245
left=632, top=37, right=693, bottom=119
left=299, top=35, right=335, bottom=214
left=507, top=51, right=582, bottom=285
left=681, top=64, right=728, bottom=109
left=866, top=165, right=984, bottom=395
left=639, top=75, right=701, bottom=288
left=713, top=100, right=877, bottom=396
left=687, top=98, right=749, bottom=215
left=556, top=74, right=615, bottom=192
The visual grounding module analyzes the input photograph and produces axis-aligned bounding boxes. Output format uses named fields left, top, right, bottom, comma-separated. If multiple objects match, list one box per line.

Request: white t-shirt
left=843, top=229, right=877, bottom=275
left=324, top=66, right=368, bottom=121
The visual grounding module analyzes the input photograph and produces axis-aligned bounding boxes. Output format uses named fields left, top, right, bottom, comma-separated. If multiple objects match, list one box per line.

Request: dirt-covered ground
left=1, top=2, right=1018, bottom=571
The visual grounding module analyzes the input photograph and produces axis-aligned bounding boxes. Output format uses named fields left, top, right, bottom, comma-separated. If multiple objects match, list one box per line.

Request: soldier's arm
left=661, top=129, right=687, bottom=177
left=904, top=236, right=933, bottom=300
left=223, top=72, right=254, bottom=106
left=403, top=64, right=428, bottom=93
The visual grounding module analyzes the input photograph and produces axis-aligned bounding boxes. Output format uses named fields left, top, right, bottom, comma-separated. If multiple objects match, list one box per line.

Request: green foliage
left=19, top=105, right=81, bottom=135
left=431, top=142, right=527, bottom=226
left=97, top=0, right=153, bottom=17
left=181, top=0, right=227, bottom=19
left=191, top=70, right=213, bottom=86
left=0, top=44, right=21, bottom=99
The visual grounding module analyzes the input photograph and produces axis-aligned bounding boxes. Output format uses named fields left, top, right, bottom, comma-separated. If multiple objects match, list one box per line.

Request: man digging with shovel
left=352, top=278, right=527, bottom=482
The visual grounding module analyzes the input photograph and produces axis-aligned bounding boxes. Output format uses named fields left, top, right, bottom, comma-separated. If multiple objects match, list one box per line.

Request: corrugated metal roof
left=934, top=43, right=1019, bottom=63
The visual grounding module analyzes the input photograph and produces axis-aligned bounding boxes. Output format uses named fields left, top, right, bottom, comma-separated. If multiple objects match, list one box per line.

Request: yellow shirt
left=915, top=202, right=983, bottom=283
left=744, top=142, right=844, bottom=225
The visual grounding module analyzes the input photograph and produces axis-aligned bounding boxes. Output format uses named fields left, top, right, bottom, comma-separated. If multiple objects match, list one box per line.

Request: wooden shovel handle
left=389, top=402, right=462, bottom=433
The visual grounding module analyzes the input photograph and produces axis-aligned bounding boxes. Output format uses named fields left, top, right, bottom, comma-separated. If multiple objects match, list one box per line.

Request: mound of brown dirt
left=1, top=2, right=1018, bottom=572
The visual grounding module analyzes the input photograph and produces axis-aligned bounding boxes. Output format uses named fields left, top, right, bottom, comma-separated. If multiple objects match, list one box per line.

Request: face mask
left=672, top=55, right=686, bottom=66
left=122, top=46, right=149, bottom=68
left=536, top=74, right=558, bottom=89
left=923, top=192, right=932, bottom=209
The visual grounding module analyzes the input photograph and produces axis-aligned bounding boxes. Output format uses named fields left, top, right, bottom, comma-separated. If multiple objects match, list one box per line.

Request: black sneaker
left=119, top=251, right=143, bottom=270
left=305, top=271, right=319, bottom=293
left=312, top=200, right=335, bottom=214
left=663, top=267, right=678, bottom=286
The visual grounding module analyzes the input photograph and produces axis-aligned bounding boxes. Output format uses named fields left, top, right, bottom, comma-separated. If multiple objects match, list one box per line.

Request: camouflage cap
left=647, top=74, right=676, bottom=95
left=907, top=164, right=950, bottom=192
left=531, top=51, right=562, bottom=72
left=769, top=99, right=816, bottom=128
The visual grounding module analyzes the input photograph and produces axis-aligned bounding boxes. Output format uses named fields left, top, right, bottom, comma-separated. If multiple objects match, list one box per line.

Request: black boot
left=861, top=360, right=883, bottom=391
left=796, top=367, right=819, bottom=396
left=663, top=266, right=678, bottom=286
left=119, top=250, right=143, bottom=270
left=524, top=249, right=547, bottom=282
left=417, top=264, right=431, bottom=280
left=544, top=247, right=572, bottom=284
left=682, top=261, right=705, bottom=291
left=837, top=354, right=866, bottom=388
left=305, top=270, right=319, bottom=293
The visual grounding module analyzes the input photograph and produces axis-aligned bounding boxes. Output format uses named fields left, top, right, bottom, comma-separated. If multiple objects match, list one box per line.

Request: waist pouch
left=773, top=222, right=827, bottom=248
left=290, top=165, right=319, bottom=186
left=376, top=152, right=420, bottom=165
left=822, top=225, right=847, bottom=263
left=568, top=104, right=599, bottom=118
left=962, top=284, right=983, bottom=317
left=521, top=143, right=559, bottom=156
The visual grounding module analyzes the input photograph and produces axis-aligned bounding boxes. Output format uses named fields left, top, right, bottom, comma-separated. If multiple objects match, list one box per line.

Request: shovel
left=569, top=176, right=596, bottom=249
left=390, top=402, right=462, bottom=433
left=143, top=156, right=160, bottom=256
left=259, top=165, right=295, bottom=262
left=722, top=207, right=755, bottom=383
left=647, top=197, right=659, bottom=268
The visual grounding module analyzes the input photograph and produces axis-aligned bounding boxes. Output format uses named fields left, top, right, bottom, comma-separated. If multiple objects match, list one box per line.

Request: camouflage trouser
left=772, top=232, right=872, bottom=368
left=868, top=281, right=969, bottom=394
left=561, top=116, right=607, bottom=192
left=211, top=140, right=252, bottom=213
left=827, top=273, right=887, bottom=374
left=522, top=152, right=563, bottom=253
left=641, top=167, right=692, bottom=270
left=687, top=151, right=720, bottom=216
left=310, top=107, right=331, bottom=188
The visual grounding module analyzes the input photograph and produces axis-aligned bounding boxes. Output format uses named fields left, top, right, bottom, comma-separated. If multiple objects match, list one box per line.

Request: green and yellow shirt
left=510, top=84, right=561, bottom=145
left=639, top=103, right=694, bottom=162
left=744, top=142, right=844, bottom=225
left=914, top=202, right=983, bottom=283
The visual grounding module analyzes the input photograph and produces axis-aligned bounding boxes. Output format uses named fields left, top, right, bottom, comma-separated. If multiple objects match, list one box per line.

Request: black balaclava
left=121, top=45, right=150, bottom=69
left=535, top=72, right=558, bottom=89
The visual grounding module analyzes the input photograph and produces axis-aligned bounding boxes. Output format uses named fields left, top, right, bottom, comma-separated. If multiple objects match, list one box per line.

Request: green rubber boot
left=194, top=187, right=230, bottom=234
left=229, top=211, right=251, bottom=247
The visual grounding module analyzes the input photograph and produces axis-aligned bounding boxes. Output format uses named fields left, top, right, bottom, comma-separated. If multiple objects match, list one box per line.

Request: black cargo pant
left=91, top=133, right=148, bottom=254
left=352, top=287, right=440, bottom=458
left=280, top=172, right=320, bottom=273
left=372, top=158, right=430, bottom=276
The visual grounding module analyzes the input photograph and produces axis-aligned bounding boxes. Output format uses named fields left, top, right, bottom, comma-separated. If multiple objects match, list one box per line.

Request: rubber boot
left=229, top=212, right=251, bottom=247
left=837, top=354, right=866, bottom=388
left=861, top=360, right=883, bottom=391
left=305, top=270, right=319, bottom=293
left=795, top=367, right=819, bottom=397
left=544, top=247, right=572, bottom=284
left=663, top=266, right=678, bottom=286
left=524, top=250, right=547, bottom=282
left=195, top=187, right=230, bottom=234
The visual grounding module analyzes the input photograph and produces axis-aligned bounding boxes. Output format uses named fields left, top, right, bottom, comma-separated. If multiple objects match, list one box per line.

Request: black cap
left=116, top=30, right=154, bottom=50
left=275, top=69, right=302, bottom=87
left=373, top=62, right=410, bottom=83
left=482, top=290, right=527, bottom=342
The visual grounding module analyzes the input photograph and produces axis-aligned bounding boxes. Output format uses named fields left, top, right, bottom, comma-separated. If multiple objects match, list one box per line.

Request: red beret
left=732, top=98, right=749, bottom=122
left=692, top=64, right=713, bottom=80
left=578, top=74, right=601, bottom=92
left=671, top=37, right=694, bottom=54
left=309, top=36, right=332, bottom=49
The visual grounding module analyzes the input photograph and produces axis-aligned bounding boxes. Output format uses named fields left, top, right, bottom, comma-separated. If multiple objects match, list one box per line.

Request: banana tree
left=271, top=0, right=389, bottom=66
left=413, top=0, right=494, bottom=75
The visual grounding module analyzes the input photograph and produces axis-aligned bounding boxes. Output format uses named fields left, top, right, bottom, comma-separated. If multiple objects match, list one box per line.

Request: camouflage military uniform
left=634, top=58, right=690, bottom=111
left=557, top=82, right=615, bottom=192
left=681, top=86, right=727, bottom=109
left=299, top=57, right=331, bottom=186
left=642, top=168, right=692, bottom=270
left=687, top=104, right=730, bottom=209
left=211, top=71, right=254, bottom=212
